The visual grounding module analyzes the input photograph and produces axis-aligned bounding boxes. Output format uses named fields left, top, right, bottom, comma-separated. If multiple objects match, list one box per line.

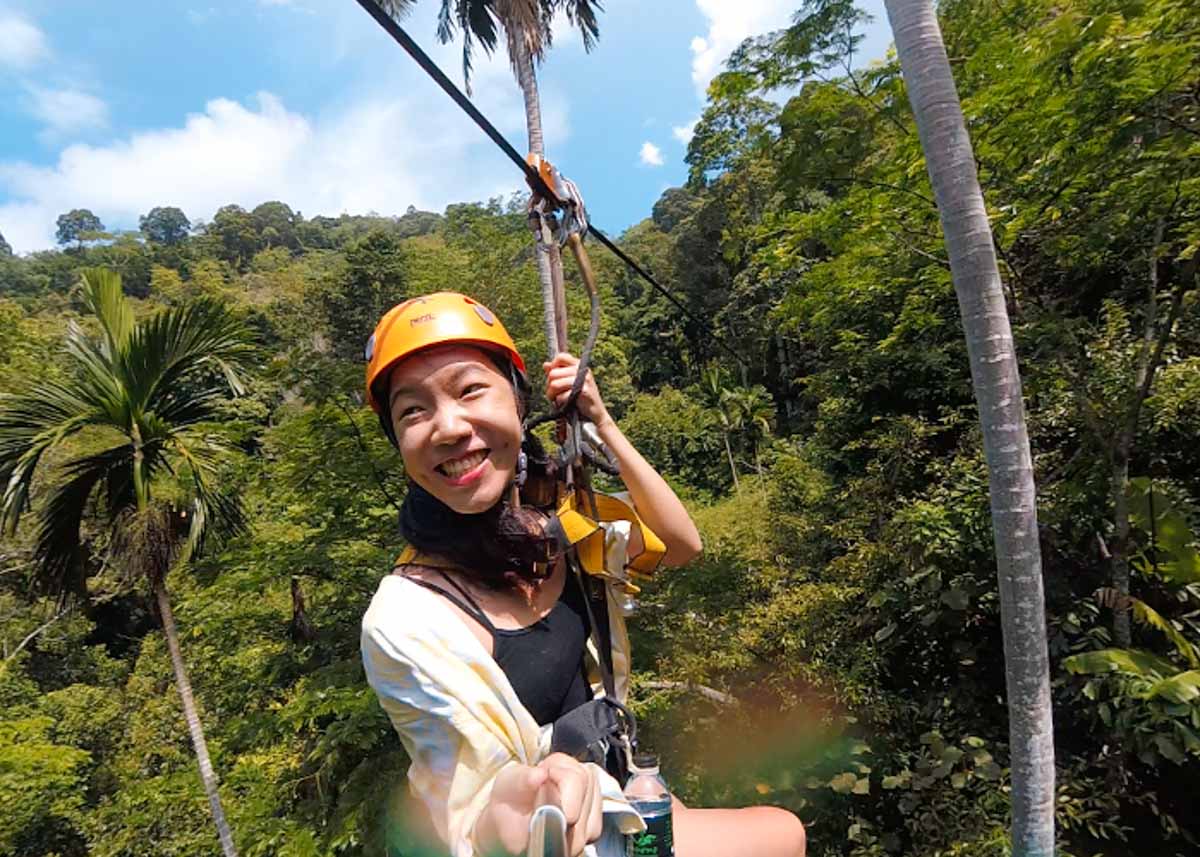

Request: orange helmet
left=364, top=292, right=526, bottom=415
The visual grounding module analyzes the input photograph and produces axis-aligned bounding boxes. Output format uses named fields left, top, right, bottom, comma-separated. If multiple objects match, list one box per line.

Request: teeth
left=441, top=450, right=486, bottom=478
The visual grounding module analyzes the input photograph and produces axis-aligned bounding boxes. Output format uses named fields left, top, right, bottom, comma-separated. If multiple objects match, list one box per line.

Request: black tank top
left=402, top=568, right=594, bottom=726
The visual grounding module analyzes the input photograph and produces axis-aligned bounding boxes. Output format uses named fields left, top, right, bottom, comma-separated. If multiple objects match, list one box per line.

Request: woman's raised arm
left=544, top=353, right=702, bottom=567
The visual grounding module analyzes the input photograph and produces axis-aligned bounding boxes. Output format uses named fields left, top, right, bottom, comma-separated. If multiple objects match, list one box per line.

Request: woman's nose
left=429, top=404, right=471, bottom=445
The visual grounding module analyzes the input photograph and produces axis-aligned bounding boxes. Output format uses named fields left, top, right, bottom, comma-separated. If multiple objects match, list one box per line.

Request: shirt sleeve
left=361, top=589, right=529, bottom=857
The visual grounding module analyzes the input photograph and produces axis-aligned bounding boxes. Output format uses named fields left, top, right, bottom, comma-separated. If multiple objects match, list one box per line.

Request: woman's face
left=387, top=344, right=523, bottom=514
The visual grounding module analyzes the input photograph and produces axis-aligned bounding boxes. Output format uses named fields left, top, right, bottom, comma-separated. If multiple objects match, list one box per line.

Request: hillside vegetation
left=1, top=0, right=1199, bottom=855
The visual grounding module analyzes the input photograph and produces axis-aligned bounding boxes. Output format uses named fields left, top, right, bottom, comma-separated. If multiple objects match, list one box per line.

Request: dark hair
left=386, top=351, right=561, bottom=590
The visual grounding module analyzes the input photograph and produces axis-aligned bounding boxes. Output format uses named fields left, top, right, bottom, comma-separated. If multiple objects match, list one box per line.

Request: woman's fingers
left=543, top=351, right=579, bottom=370
left=542, top=353, right=609, bottom=425
left=542, top=755, right=587, bottom=825
left=583, top=769, right=603, bottom=844
left=539, top=755, right=604, bottom=856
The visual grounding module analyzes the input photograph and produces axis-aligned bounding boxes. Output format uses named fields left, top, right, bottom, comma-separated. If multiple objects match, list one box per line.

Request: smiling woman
left=359, top=292, right=805, bottom=857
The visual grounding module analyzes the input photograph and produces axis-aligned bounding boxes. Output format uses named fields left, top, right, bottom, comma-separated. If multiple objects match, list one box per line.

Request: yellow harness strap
left=394, top=492, right=665, bottom=590
left=394, top=545, right=457, bottom=570
left=554, top=491, right=665, bottom=582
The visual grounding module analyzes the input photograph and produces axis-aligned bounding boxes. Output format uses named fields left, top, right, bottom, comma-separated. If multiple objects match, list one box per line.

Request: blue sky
left=0, top=1, right=892, bottom=254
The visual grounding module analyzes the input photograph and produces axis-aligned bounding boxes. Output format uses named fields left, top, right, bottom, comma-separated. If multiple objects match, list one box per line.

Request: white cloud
left=672, top=118, right=697, bottom=145
left=0, top=80, right=570, bottom=253
left=638, top=141, right=664, bottom=168
left=0, top=0, right=578, bottom=253
left=0, top=10, right=49, bottom=69
left=26, top=86, right=109, bottom=139
left=689, top=0, right=795, bottom=98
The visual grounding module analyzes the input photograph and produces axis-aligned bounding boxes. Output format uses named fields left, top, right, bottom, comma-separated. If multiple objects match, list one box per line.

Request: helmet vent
left=473, top=303, right=495, bottom=326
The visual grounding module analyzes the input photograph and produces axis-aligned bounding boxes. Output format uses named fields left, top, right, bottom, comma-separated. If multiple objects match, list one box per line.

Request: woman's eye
left=461, top=383, right=486, bottom=398
left=398, top=405, right=422, bottom=419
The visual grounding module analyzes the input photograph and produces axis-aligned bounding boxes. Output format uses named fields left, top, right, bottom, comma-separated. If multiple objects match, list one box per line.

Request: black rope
left=353, top=0, right=749, bottom=368
left=586, top=224, right=745, bottom=365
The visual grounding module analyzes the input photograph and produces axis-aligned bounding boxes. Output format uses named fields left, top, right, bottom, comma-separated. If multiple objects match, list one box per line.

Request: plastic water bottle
left=623, top=752, right=674, bottom=857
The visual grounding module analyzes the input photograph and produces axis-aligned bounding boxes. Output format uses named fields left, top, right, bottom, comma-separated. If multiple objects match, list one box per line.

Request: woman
left=361, top=293, right=806, bottom=857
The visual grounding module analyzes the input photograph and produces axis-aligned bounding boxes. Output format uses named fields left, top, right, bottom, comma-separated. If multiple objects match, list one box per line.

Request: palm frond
left=375, top=0, right=419, bottom=17
left=127, top=298, right=255, bottom=416
left=170, top=429, right=248, bottom=569
left=0, top=381, right=102, bottom=534
left=1146, top=670, right=1200, bottom=705
left=562, top=0, right=601, bottom=52
left=496, top=0, right=542, bottom=61
left=1063, top=647, right=1182, bottom=681
left=64, top=319, right=131, bottom=426
left=435, top=0, right=501, bottom=90
left=1095, top=588, right=1200, bottom=668
left=78, top=267, right=135, bottom=359
left=31, top=444, right=134, bottom=600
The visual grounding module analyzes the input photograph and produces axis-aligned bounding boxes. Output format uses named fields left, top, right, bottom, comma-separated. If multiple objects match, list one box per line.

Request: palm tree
left=0, top=268, right=255, bottom=857
left=699, top=363, right=741, bottom=493
left=882, top=1, right=1055, bottom=854
left=726, top=385, right=775, bottom=481
left=375, top=0, right=602, bottom=354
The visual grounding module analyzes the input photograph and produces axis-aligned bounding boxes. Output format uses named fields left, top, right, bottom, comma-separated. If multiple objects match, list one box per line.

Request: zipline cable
left=352, top=0, right=748, bottom=368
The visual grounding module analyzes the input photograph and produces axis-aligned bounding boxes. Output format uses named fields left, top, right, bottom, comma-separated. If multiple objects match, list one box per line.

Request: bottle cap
left=631, top=751, right=660, bottom=772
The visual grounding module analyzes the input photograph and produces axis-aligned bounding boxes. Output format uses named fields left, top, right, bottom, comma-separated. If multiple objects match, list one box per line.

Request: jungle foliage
left=1, top=0, right=1198, bottom=855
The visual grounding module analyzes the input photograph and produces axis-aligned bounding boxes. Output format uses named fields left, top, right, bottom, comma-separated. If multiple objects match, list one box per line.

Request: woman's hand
left=477, top=754, right=604, bottom=856
left=545, top=352, right=702, bottom=567
left=542, top=753, right=604, bottom=856
left=543, top=352, right=611, bottom=427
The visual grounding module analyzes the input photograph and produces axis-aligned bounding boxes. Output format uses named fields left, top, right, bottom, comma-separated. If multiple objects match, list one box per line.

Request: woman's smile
left=437, top=448, right=491, bottom=484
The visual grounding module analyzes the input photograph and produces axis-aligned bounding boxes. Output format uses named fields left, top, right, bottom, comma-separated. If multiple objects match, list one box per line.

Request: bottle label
left=627, top=813, right=673, bottom=857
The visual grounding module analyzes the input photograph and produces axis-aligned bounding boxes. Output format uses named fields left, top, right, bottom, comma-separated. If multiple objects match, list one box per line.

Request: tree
left=250, top=201, right=300, bottom=251
left=883, top=0, right=1055, bottom=854
left=0, top=268, right=255, bottom=857
left=378, top=0, right=602, bottom=356
left=318, top=229, right=409, bottom=360
left=700, top=363, right=741, bottom=493
left=55, top=209, right=105, bottom=250
left=139, top=206, right=191, bottom=245
left=0, top=230, right=11, bottom=257
left=207, top=205, right=260, bottom=269
left=726, top=384, right=775, bottom=480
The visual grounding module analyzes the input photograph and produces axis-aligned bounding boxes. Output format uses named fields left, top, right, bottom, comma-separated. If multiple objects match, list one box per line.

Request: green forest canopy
left=1, top=0, right=1198, bottom=855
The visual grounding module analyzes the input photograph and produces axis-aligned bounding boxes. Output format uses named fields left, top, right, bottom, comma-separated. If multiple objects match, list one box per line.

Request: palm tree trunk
left=883, top=1, right=1055, bottom=855
left=155, top=577, right=239, bottom=857
left=1109, top=453, right=1133, bottom=646
left=513, top=36, right=567, bottom=357
left=723, top=431, right=740, bottom=494
left=289, top=574, right=317, bottom=644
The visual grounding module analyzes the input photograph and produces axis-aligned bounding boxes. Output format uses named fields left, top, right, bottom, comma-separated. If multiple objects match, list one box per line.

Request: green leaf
left=1063, top=648, right=1180, bottom=680
left=976, top=762, right=1002, bottom=781
left=1154, top=735, right=1186, bottom=764
left=1177, top=723, right=1200, bottom=754
left=1147, top=670, right=1200, bottom=704
left=940, top=588, right=969, bottom=610
left=829, top=772, right=857, bottom=794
